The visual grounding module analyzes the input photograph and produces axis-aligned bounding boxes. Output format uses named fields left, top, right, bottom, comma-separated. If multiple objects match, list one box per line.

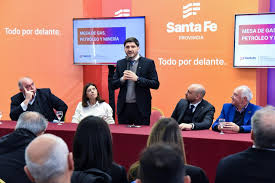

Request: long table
left=0, top=121, right=252, bottom=183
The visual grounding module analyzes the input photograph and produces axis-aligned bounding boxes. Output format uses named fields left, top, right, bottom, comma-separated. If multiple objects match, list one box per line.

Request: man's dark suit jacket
left=171, top=99, right=215, bottom=130
left=215, top=147, right=275, bottom=183
left=10, top=88, right=68, bottom=121
left=0, top=128, right=36, bottom=183
left=112, top=57, right=159, bottom=123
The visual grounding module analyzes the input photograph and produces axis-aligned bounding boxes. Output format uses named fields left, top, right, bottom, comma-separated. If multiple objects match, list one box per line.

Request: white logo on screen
left=166, top=1, right=217, bottom=34
left=182, top=2, right=200, bottom=19
left=114, top=9, right=130, bottom=17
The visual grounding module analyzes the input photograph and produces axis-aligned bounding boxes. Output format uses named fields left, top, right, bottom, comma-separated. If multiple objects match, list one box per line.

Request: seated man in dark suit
left=171, top=84, right=215, bottom=130
left=0, top=111, right=48, bottom=183
left=136, top=143, right=191, bottom=183
left=10, top=77, right=68, bottom=121
left=212, top=85, right=261, bottom=133
left=215, top=106, right=275, bottom=183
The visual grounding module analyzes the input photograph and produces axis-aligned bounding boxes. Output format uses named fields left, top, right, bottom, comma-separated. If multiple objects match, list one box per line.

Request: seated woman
left=72, top=83, right=114, bottom=124
left=71, top=116, right=128, bottom=183
left=128, top=118, right=209, bottom=183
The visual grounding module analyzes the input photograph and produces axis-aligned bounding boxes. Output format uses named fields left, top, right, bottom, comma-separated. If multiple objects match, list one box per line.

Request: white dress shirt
left=190, top=100, right=202, bottom=113
left=72, top=101, right=115, bottom=124
left=189, top=100, right=201, bottom=129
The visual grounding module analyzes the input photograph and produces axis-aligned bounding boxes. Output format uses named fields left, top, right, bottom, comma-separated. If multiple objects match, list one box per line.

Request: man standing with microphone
left=112, top=37, right=159, bottom=125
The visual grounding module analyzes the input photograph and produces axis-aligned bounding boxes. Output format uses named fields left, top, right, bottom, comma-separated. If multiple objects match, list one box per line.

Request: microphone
left=126, top=56, right=132, bottom=70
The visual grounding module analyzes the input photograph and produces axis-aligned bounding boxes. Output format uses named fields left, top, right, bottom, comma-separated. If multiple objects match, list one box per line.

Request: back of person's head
left=15, top=111, right=48, bottom=135
left=251, top=105, right=275, bottom=149
left=147, top=118, right=186, bottom=161
left=73, top=115, right=113, bottom=171
left=24, top=134, right=73, bottom=183
left=137, top=143, right=189, bottom=183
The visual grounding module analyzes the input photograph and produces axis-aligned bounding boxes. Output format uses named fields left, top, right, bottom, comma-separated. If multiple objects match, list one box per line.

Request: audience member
left=10, top=77, right=68, bottom=121
left=112, top=37, right=159, bottom=125
left=0, top=111, right=48, bottom=183
left=212, top=85, right=261, bottom=133
left=72, top=83, right=114, bottom=124
left=136, top=143, right=191, bottom=183
left=128, top=118, right=209, bottom=183
left=24, top=134, right=73, bottom=183
left=215, top=106, right=275, bottom=183
left=171, top=84, right=215, bottom=130
left=72, top=116, right=128, bottom=183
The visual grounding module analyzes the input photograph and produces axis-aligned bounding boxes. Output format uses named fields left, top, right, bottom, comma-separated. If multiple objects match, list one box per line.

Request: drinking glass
left=0, top=111, right=2, bottom=125
left=56, top=111, right=63, bottom=125
left=219, top=118, right=226, bottom=134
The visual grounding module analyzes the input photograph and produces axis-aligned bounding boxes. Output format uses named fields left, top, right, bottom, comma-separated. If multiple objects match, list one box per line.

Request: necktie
left=190, top=105, right=195, bottom=113
left=127, top=60, right=134, bottom=70
left=130, top=60, right=135, bottom=66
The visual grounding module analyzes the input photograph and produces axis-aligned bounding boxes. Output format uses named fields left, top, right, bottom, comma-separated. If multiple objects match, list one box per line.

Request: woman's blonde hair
left=147, top=117, right=186, bottom=162
left=128, top=118, right=187, bottom=182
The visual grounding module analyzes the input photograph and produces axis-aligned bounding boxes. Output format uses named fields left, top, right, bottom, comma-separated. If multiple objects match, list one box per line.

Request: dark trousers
left=118, top=103, right=150, bottom=125
left=108, top=65, right=116, bottom=120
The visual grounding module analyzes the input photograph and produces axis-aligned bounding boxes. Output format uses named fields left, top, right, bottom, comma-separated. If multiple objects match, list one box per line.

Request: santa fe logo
left=182, top=2, right=200, bottom=19
left=166, top=1, right=217, bottom=33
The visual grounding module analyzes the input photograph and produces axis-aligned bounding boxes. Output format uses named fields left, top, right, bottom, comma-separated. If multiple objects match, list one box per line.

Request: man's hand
left=221, top=122, right=240, bottom=133
left=179, top=123, right=192, bottom=130
left=23, top=87, right=34, bottom=104
left=123, top=70, right=138, bottom=81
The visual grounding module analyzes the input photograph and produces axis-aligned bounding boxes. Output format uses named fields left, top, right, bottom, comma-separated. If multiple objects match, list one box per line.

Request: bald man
left=24, top=134, right=74, bottom=183
left=171, top=84, right=215, bottom=130
left=10, top=77, right=68, bottom=121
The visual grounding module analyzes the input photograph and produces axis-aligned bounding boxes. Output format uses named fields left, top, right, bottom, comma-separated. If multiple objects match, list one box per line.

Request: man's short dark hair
left=124, top=37, right=139, bottom=47
left=138, top=143, right=185, bottom=183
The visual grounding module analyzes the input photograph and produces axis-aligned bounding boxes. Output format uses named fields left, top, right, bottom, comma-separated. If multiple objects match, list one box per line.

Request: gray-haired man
left=0, top=111, right=48, bottom=183
left=212, top=85, right=261, bottom=133
left=215, top=106, right=275, bottom=183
